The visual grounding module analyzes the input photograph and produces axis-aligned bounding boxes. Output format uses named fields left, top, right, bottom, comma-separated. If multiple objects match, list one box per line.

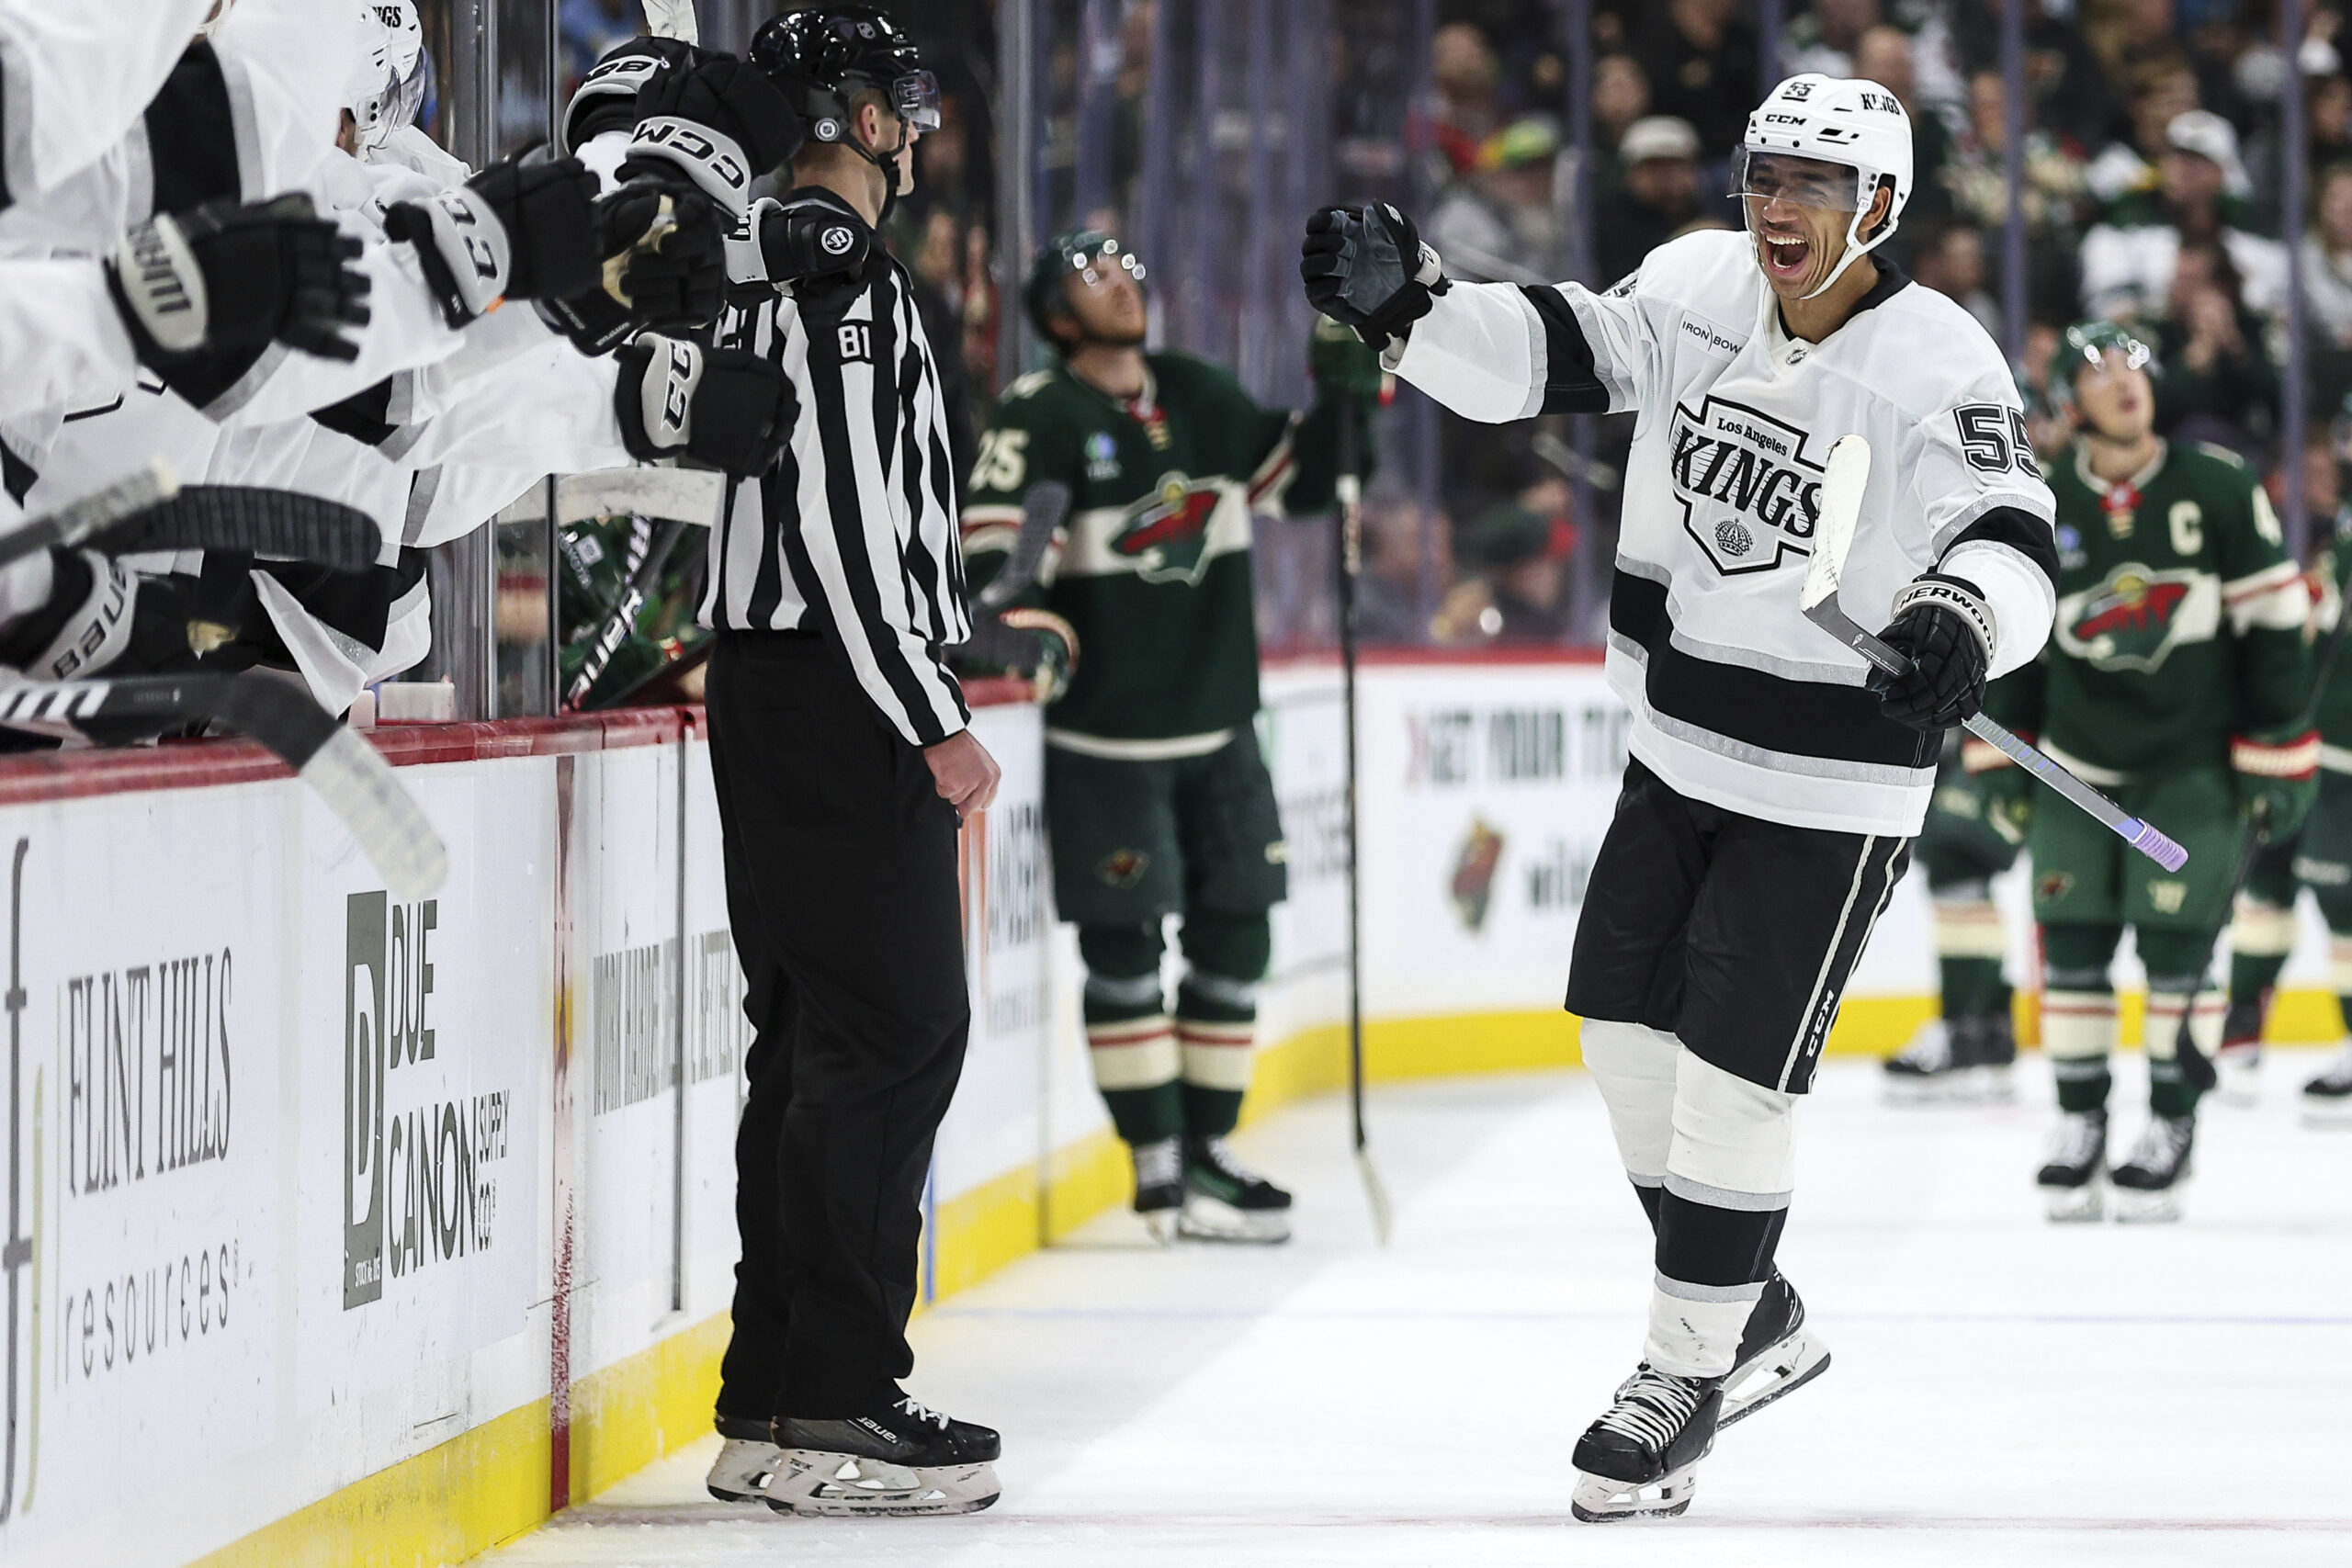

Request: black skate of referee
left=693, top=6, right=1001, bottom=1518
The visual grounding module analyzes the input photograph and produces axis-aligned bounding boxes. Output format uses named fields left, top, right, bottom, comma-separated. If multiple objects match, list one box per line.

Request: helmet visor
left=891, top=68, right=943, bottom=134
left=1731, top=148, right=1861, bottom=214
left=1070, top=237, right=1146, bottom=290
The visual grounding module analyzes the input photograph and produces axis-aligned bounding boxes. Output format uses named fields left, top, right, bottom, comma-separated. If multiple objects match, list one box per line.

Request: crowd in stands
left=1393, top=0, right=2352, bottom=647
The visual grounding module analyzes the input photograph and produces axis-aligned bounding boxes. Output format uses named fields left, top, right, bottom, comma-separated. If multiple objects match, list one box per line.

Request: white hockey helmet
left=1736, top=73, right=1914, bottom=299
left=345, top=1, right=428, bottom=155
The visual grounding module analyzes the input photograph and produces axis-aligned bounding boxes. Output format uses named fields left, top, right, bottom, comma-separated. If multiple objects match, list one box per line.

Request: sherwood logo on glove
left=1667, top=395, right=1826, bottom=576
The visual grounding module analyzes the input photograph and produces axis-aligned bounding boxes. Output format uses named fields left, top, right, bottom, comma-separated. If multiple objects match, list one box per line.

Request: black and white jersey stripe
left=700, top=233, right=971, bottom=746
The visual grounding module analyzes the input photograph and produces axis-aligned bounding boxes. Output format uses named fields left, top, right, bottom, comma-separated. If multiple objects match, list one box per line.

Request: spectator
left=2079, top=109, right=2287, bottom=321
left=1951, top=0, right=2127, bottom=154
left=1594, top=51, right=1652, bottom=157
left=1596, top=116, right=1704, bottom=284
left=1853, top=24, right=1953, bottom=228
left=1630, top=0, right=1759, bottom=162
left=2301, top=163, right=2352, bottom=350
left=1431, top=21, right=1504, bottom=176
left=1355, top=497, right=1450, bottom=646
left=2019, top=321, right=2076, bottom=459
left=1426, top=116, right=1565, bottom=283
left=558, top=0, right=637, bottom=89
left=1912, top=220, right=2004, bottom=338
left=2249, top=65, right=2352, bottom=205
left=2083, top=64, right=2201, bottom=206
left=1781, top=0, right=1882, bottom=81
left=2147, top=239, right=2280, bottom=455
left=1440, top=501, right=1577, bottom=647
left=1943, top=69, right=2090, bottom=235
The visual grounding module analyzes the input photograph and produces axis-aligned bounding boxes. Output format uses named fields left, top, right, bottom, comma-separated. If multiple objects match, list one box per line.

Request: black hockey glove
left=1869, top=572, right=1996, bottom=732
left=107, top=193, right=371, bottom=364
left=960, top=607, right=1079, bottom=705
left=622, top=53, right=805, bottom=219
left=1299, top=203, right=1446, bottom=351
left=613, top=333, right=792, bottom=478
left=727, top=196, right=875, bottom=299
left=537, top=180, right=730, bottom=354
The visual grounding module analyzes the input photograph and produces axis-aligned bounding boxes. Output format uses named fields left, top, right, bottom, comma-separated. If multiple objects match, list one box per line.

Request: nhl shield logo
left=1668, top=395, right=1826, bottom=575
left=1112, top=473, right=1224, bottom=586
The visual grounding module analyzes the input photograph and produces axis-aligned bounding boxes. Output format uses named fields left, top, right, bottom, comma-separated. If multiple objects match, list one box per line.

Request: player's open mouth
left=1760, top=234, right=1811, bottom=282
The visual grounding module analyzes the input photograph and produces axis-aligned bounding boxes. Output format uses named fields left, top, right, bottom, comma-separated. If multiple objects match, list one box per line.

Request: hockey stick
left=0, top=468, right=382, bottom=572
left=1332, top=378, right=1393, bottom=1247
left=552, top=468, right=725, bottom=529
left=1803, top=434, right=2188, bottom=873
left=565, top=517, right=689, bottom=710
left=0, top=671, right=447, bottom=899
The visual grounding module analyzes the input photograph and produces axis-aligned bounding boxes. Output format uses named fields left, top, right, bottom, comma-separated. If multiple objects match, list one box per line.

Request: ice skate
left=1883, top=1016, right=2012, bottom=1104
left=2213, top=998, right=2265, bottom=1107
left=2110, top=1114, right=2195, bottom=1223
left=1176, top=1134, right=1292, bottom=1243
left=764, top=1396, right=1001, bottom=1517
left=706, top=1418, right=783, bottom=1504
left=1718, top=1272, right=1830, bottom=1427
left=2301, top=1044, right=2352, bottom=1126
left=1131, top=1135, right=1183, bottom=1244
left=1570, top=1364, right=1723, bottom=1522
left=2037, top=1108, right=2108, bottom=1222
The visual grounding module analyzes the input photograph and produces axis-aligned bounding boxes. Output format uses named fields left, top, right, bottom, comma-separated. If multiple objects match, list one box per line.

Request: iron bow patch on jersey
left=2053, top=561, right=2219, bottom=673
left=1667, top=395, right=1825, bottom=575
left=1112, top=472, right=1225, bottom=586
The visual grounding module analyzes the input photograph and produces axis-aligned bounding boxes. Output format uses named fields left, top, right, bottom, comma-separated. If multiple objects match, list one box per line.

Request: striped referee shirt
left=699, top=190, right=972, bottom=746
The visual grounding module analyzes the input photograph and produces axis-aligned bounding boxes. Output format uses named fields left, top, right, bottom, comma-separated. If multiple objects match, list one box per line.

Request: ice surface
left=479, top=1053, right=2352, bottom=1567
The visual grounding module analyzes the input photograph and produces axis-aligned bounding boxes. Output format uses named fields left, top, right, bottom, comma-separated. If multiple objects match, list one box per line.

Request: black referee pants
left=706, top=631, right=970, bottom=1421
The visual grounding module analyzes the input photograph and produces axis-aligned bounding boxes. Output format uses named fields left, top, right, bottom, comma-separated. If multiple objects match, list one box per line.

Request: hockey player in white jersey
left=1305, top=73, right=2058, bottom=1521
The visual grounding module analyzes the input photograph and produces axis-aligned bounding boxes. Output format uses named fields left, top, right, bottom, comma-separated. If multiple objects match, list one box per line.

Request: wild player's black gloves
left=961, top=608, right=1079, bottom=705
left=1299, top=203, right=1446, bottom=351
left=107, top=194, right=371, bottom=364
left=1869, top=572, right=1995, bottom=732
left=613, top=333, right=792, bottom=477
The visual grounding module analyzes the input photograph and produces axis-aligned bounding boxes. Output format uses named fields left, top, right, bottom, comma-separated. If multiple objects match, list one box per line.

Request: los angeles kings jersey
left=1391, top=228, right=2058, bottom=835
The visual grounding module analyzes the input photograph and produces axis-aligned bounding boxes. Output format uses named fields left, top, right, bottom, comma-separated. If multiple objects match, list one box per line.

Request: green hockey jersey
left=962, top=353, right=1351, bottom=745
left=2311, top=516, right=2352, bottom=755
left=1984, top=438, right=2310, bottom=775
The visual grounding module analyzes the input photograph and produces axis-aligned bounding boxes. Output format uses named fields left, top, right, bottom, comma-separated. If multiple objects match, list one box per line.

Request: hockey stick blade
left=90, top=487, right=381, bottom=569
left=0, top=461, right=178, bottom=571
left=211, top=675, right=447, bottom=899
left=553, top=468, right=725, bottom=527
left=1799, top=434, right=2186, bottom=872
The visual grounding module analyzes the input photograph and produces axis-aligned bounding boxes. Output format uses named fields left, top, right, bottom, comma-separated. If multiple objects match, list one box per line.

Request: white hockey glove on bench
left=1870, top=572, right=1996, bottom=732
left=1299, top=203, right=1447, bottom=352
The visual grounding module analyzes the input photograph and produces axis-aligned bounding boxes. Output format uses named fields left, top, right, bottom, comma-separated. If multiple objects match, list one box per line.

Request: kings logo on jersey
left=1111, top=473, right=1225, bottom=586
left=2053, top=561, right=2220, bottom=672
left=1667, top=396, right=1825, bottom=575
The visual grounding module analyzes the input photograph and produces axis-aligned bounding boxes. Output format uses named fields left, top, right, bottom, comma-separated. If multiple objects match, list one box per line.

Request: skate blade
left=1175, top=1192, right=1291, bottom=1245
left=1570, top=1461, right=1699, bottom=1523
left=1141, top=1207, right=1180, bottom=1246
left=2041, top=1179, right=2105, bottom=1223
left=706, top=1438, right=782, bottom=1504
left=763, top=1452, right=1001, bottom=1517
left=2110, top=1184, right=2185, bottom=1224
left=1718, top=1331, right=1830, bottom=1428
left=2299, top=1099, right=2352, bottom=1128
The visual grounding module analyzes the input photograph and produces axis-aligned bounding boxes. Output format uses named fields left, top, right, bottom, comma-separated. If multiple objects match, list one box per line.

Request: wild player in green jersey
left=2287, top=508, right=2352, bottom=1123
left=1978, top=321, right=2316, bottom=1220
left=960, top=231, right=1380, bottom=1242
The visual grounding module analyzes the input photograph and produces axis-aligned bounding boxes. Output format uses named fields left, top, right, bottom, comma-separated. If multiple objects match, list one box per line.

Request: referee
left=695, top=7, right=1003, bottom=1517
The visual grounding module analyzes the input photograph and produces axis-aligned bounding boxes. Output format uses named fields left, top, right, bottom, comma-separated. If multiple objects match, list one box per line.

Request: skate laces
left=1592, top=1366, right=1706, bottom=1457
left=1194, top=1135, right=1262, bottom=1183
left=2043, top=1111, right=2105, bottom=1167
left=892, top=1397, right=951, bottom=1430
left=2120, top=1117, right=2191, bottom=1171
left=1893, top=1021, right=1951, bottom=1070
left=1134, top=1136, right=1182, bottom=1187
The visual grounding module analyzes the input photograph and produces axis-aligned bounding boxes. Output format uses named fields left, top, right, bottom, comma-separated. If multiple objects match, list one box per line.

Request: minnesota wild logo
left=2054, top=561, right=2216, bottom=673
left=1112, top=473, right=1225, bottom=585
